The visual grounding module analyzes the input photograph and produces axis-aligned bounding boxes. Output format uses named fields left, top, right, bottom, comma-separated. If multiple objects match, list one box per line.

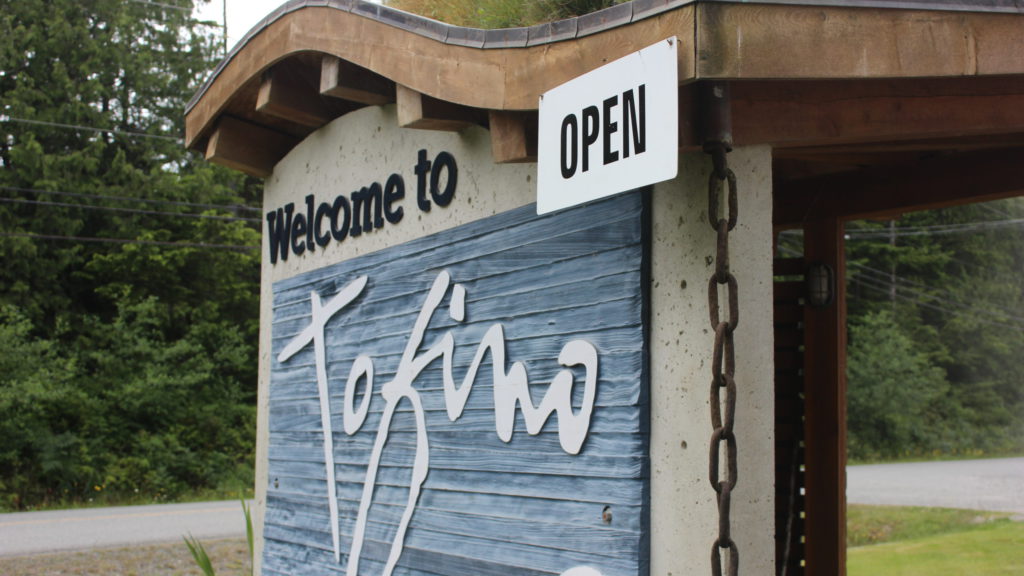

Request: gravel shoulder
left=0, top=537, right=249, bottom=576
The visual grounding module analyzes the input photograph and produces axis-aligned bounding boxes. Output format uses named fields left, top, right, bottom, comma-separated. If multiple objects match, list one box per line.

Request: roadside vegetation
left=778, top=197, right=1024, bottom=462
left=848, top=505, right=1023, bottom=575
left=0, top=1, right=260, bottom=512
left=388, top=0, right=625, bottom=28
left=0, top=538, right=249, bottom=576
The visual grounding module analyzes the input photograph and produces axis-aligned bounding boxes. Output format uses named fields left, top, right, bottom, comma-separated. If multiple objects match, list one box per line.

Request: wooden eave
left=185, top=0, right=1024, bottom=221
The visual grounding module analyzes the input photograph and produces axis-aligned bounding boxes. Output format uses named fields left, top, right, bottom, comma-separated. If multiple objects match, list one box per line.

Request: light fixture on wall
left=806, top=262, right=835, bottom=308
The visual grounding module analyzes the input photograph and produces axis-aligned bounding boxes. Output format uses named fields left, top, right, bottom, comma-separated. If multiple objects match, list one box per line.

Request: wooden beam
left=320, top=56, right=394, bottom=106
left=776, top=133, right=1024, bottom=161
left=802, top=218, right=847, bottom=576
left=774, top=147, right=1024, bottom=227
left=256, top=65, right=335, bottom=127
left=185, top=6, right=699, bottom=148
left=186, top=3, right=1024, bottom=149
left=697, top=3, right=1024, bottom=80
left=488, top=111, right=537, bottom=164
left=205, top=116, right=298, bottom=178
left=678, top=83, right=701, bottom=151
left=732, top=77, right=1024, bottom=149
left=396, top=84, right=482, bottom=132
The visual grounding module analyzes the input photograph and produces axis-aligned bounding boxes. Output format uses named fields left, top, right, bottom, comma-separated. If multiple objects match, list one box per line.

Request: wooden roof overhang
left=184, top=0, right=1024, bottom=227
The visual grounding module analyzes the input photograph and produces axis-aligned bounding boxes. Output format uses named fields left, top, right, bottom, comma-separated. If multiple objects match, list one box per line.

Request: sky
left=194, top=0, right=384, bottom=52
left=193, top=0, right=291, bottom=50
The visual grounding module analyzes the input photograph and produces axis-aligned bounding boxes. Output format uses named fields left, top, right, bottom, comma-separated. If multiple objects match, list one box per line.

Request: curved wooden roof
left=185, top=0, right=1024, bottom=195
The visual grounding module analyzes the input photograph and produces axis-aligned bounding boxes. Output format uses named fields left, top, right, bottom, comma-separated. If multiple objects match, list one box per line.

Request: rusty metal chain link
left=706, top=142, right=739, bottom=576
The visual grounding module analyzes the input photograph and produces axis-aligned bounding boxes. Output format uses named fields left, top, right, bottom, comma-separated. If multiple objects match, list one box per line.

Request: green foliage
left=1, top=0, right=260, bottom=510
left=0, top=305, right=83, bottom=509
left=847, top=519, right=1024, bottom=576
left=184, top=499, right=254, bottom=576
left=845, top=198, right=1024, bottom=460
left=847, top=504, right=1011, bottom=547
left=243, top=498, right=254, bottom=574
left=387, top=0, right=624, bottom=28
left=184, top=532, right=217, bottom=576
left=847, top=310, right=954, bottom=460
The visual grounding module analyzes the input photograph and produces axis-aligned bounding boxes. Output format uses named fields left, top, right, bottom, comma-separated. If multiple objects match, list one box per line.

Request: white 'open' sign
left=537, top=37, right=678, bottom=214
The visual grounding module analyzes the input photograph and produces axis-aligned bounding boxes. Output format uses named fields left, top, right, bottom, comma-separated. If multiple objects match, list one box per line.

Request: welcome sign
left=264, top=192, right=650, bottom=576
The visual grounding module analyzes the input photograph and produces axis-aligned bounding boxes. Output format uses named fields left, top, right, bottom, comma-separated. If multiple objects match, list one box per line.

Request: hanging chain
left=706, top=140, right=739, bottom=576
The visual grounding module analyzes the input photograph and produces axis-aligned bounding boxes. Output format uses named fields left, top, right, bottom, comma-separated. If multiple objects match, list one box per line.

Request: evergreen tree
left=846, top=198, right=1024, bottom=458
left=0, top=0, right=260, bottom=509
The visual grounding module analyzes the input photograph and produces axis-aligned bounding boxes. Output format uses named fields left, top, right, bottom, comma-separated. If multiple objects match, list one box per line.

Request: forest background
left=1, top=0, right=1022, bottom=511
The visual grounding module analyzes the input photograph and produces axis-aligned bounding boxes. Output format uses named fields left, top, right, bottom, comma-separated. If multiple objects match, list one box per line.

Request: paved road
left=847, top=457, right=1024, bottom=515
left=0, top=500, right=248, bottom=557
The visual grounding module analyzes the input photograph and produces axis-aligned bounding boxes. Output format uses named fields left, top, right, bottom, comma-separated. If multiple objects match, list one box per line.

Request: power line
left=0, top=196, right=260, bottom=223
left=1, top=185, right=261, bottom=215
left=852, top=276, right=1024, bottom=333
left=980, top=203, right=1013, bottom=219
left=852, top=270, right=1024, bottom=330
left=851, top=262, right=1024, bottom=323
left=126, top=0, right=191, bottom=11
left=1, top=116, right=181, bottom=142
left=846, top=218, right=1024, bottom=239
left=125, top=0, right=226, bottom=28
left=775, top=243, right=1024, bottom=328
left=0, top=231, right=257, bottom=252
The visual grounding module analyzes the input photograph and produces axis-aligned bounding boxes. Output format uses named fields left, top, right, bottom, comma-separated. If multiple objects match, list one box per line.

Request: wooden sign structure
left=267, top=180, right=648, bottom=575
left=185, top=1, right=1024, bottom=575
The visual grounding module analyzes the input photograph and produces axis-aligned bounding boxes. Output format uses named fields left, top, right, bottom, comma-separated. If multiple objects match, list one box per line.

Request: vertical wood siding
left=266, top=192, right=650, bottom=575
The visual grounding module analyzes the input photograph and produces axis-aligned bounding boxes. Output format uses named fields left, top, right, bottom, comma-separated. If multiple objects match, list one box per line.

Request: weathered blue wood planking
left=269, top=462, right=644, bottom=506
left=269, top=428, right=646, bottom=457
left=269, top=359, right=645, bottom=407
left=268, top=402, right=644, bottom=436
left=272, top=194, right=639, bottom=300
left=271, top=241, right=643, bottom=315
left=266, top=193, right=649, bottom=576
left=265, top=503, right=640, bottom=560
left=268, top=489, right=645, bottom=534
left=270, top=295, right=643, bottom=360
left=268, top=438, right=644, bottom=473
left=268, top=335, right=645, bottom=407
left=271, top=263, right=643, bottom=341
left=265, top=519, right=643, bottom=576
left=267, top=444, right=644, bottom=478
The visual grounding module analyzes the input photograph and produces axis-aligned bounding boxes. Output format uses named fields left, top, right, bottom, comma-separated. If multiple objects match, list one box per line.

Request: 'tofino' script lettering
left=277, top=271, right=600, bottom=576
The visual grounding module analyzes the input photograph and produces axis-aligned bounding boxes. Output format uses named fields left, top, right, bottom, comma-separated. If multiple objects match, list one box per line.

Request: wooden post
left=488, top=111, right=537, bottom=164
left=320, top=56, right=395, bottom=105
left=257, top=66, right=335, bottom=127
left=205, top=117, right=298, bottom=178
left=396, top=84, right=481, bottom=132
left=802, top=217, right=847, bottom=576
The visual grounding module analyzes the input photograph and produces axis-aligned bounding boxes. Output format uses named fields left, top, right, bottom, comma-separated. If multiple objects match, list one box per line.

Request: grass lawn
left=848, top=505, right=1024, bottom=575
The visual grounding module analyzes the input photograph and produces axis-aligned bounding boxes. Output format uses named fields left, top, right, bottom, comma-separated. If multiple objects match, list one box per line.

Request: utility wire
left=980, top=203, right=1014, bottom=219
left=0, top=232, right=257, bottom=252
left=0, top=196, right=260, bottom=223
left=125, top=0, right=225, bottom=28
left=852, top=275, right=1024, bottom=332
left=0, top=185, right=261, bottom=215
left=846, top=218, right=1024, bottom=239
left=775, top=243, right=1024, bottom=329
left=126, top=0, right=191, bottom=11
left=850, top=262, right=1024, bottom=324
left=1, top=116, right=182, bottom=142
left=782, top=218, right=1024, bottom=240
